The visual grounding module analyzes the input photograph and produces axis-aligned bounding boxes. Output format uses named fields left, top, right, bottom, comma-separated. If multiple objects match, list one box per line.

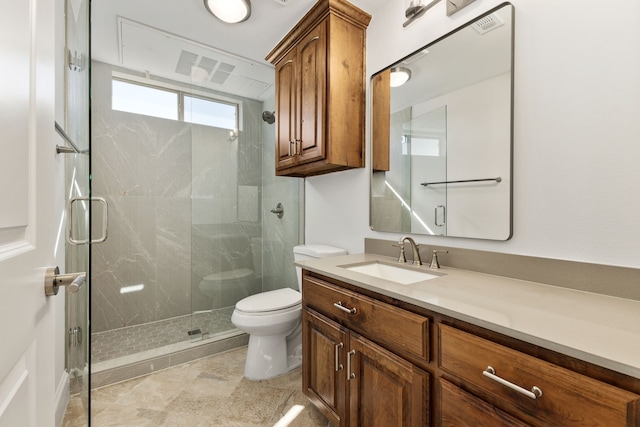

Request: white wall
left=305, top=0, right=640, bottom=268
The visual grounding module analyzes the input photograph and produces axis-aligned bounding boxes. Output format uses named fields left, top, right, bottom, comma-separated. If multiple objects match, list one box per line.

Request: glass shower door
left=63, top=0, right=90, bottom=423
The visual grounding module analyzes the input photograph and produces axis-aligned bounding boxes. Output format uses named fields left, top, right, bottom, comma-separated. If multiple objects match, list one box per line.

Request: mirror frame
left=370, top=2, right=514, bottom=240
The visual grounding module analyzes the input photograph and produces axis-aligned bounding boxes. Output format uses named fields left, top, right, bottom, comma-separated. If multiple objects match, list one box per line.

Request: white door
left=0, top=0, right=61, bottom=425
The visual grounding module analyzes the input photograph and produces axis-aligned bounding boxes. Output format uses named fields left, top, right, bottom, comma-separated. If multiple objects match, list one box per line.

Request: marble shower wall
left=260, top=97, right=302, bottom=293
left=91, top=61, right=268, bottom=333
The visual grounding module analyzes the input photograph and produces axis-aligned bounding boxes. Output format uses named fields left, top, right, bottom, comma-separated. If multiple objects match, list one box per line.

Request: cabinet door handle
left=483, top=366, right=543, bottom=399
left=295, top=139, right=301, bottom=155
left=289, top=140, right=294, bottom=156
left=335, top=342, right=344, bottom=372
left=333, top=301, right=357, bottom=314
left=347, top=350, right=356, bottom=380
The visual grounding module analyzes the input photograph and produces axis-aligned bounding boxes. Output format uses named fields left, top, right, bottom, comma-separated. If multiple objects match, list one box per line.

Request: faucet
left=397, top=236, right=422, bottom=266
left=429, top=249, right=449, bottom=269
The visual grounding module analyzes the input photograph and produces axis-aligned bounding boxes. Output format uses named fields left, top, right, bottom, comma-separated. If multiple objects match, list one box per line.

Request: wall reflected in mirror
left=371, top=3, right=514, bottom=240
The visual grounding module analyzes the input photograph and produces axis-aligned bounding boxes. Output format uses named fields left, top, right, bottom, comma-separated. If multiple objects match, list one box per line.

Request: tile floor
left=62, top=346, right=330, bottom=427
left=92, top=308, right=236, bottom=363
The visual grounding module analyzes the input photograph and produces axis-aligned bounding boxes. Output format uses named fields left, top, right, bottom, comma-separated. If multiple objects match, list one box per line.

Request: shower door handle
left=435, top=205, right=446, bottom=227
left=68, top=196, right=108, bottom=245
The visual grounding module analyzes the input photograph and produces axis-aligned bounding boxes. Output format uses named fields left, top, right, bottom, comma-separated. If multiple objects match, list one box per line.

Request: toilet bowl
left=231, top=244, right=347, bottom=380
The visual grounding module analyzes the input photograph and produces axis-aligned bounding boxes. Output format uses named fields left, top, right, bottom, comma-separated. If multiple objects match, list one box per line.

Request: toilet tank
left=293, top=244, right=347, bottom=291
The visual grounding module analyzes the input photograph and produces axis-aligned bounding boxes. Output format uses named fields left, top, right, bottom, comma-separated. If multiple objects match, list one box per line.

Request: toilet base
left=243, top=327, right=302, bottom=380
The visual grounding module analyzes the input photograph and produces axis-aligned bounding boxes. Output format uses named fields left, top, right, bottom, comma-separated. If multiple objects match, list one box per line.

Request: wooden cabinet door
left=296, top=20, right=326, bottom=164
left=303, top=309, right=348, bottom=427
left=348, top=334, right=429, bottom=427
left=274, top=49, right=297, bottom=170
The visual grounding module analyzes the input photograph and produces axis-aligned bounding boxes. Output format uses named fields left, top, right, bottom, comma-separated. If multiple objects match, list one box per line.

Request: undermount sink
left=340, top=261, right=441, bottom=285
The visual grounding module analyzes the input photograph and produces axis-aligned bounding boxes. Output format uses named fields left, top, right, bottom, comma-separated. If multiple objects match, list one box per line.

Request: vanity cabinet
left=302, top=275, right=429, bottom=426
left=265, top=0, right=371, bottom=177
left=301, top=269, right=640, bottom=427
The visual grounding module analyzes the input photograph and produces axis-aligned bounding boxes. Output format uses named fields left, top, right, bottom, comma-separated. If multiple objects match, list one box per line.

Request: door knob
left=44, top=266, right=87, bottom=296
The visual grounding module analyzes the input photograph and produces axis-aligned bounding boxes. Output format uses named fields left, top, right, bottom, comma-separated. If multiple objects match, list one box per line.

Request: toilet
left=231, top=244, right=347, bottom=380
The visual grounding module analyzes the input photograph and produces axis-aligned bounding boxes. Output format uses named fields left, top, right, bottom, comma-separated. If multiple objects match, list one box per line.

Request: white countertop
left=295, top=253, right=640, bottom=379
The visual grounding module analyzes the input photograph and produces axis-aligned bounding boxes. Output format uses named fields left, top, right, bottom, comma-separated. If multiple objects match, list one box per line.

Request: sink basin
left=340, top=261, right=440, bottom=285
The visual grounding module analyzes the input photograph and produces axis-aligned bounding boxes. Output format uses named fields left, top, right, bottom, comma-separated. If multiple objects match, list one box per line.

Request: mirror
left=370, top=3, right=514, bottom=240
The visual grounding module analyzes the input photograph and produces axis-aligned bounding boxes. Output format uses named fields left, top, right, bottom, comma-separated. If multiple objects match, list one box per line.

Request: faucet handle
left=392, top=243, right=407, bottom=263
left=429, top=250, right=449, bottom=269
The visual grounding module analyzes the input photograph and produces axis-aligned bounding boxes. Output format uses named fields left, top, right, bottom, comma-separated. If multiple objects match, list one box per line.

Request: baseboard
left=54, top=370, right=70, bottom=427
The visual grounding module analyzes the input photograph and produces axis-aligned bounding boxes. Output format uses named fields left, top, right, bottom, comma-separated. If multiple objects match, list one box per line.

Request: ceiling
left=91, top=0, right=389, bottom=99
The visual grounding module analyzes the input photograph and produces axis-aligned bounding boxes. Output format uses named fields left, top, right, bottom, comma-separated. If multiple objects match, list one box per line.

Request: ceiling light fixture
left=204, top=0, right=251, bottom=24
left=390, top=67, right=412, bottom=87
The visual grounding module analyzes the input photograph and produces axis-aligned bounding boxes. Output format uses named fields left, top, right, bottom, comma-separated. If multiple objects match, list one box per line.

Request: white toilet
left=231, top=244, right=347, bottom=380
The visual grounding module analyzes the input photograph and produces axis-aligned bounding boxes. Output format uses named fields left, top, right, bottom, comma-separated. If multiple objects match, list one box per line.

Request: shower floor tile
left=91, top=307, right=236, bottom=364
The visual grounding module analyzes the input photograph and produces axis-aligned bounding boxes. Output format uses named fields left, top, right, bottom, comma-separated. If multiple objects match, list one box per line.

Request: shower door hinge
left=68, top=326, right=83, bottom=348
left=68, top=49, right=85, bottom=71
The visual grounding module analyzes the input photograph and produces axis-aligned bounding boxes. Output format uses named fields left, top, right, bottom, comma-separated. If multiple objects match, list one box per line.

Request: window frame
left=111, top=74, right=241, bottom=131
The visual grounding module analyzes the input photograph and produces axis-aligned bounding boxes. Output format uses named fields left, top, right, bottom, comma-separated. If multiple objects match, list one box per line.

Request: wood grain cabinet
left=265, top=0, right=371, bottom=177
left=439, top=324, right=640, bottom=427
left=301, top=270, right=640, bottom=427
left=302, top=275, right=429, bottom=427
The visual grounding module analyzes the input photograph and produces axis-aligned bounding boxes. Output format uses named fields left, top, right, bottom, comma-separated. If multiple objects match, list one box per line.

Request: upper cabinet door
left=275, top=53, right=297, bottom=170
left=297, top=21, right=326, bottom=164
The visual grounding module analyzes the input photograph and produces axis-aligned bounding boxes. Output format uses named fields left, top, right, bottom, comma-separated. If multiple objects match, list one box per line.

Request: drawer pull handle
left=347, top=350, right=356, bottom=380
left=483, top=366, right=543, bottom=400
left=333, top=301, right=357, bottom=314
left=335, top=343, right=344, bottom=372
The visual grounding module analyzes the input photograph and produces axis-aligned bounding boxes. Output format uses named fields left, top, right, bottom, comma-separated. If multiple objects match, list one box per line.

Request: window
left=111, top=78, right=238, bottom=130
left=184, top=95, right=236, bottom=129
left=112, top=80, right=178, bottom=120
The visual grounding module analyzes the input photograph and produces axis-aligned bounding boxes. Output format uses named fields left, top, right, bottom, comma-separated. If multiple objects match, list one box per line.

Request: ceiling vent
left=472, top=13, right=504, bottom=34
left=117, top=17, right=274, bottom=100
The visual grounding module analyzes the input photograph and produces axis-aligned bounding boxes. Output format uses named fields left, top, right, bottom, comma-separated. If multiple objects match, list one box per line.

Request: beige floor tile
left=90, top=404, right=162, bottom=427
left=113, top=375, right=189, bottom=411
left=250, top=367, right=303, bottom=391
left=61, top=395, right=88, bottom=427
left=269, top=390, right=329, bottom=427
left=148, top=362, right=204, bottom=384
left=64, top=345, right=330, bottom=427
left=90, top=376, right=147, bottom=404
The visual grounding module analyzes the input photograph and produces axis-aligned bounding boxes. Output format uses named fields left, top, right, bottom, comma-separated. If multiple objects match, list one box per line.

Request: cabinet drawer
left=303, top=275, right=429, bottom=362
left=440, top=324, right=640, bottom=426
left=440, top=379, right=531, bottom=427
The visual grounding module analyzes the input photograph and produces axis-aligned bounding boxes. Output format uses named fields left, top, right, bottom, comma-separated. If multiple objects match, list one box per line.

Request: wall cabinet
left=301, top=270, right=640, bottom=427
left=266, top=0, right=371, bottom=177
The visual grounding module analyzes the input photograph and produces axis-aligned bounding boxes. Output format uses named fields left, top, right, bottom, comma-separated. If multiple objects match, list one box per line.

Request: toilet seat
left=235, top=288, right=301, bottom=314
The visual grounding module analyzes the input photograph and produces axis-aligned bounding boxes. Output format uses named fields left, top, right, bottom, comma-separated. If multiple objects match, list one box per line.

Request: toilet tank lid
left=236, top=288, right=301, bottom=313
left=293, top=244, right=347, bottom=258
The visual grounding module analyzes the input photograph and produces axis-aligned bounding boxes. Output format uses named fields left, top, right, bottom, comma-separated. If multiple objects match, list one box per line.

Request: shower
left=89, top=4, right=303, bottom=388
